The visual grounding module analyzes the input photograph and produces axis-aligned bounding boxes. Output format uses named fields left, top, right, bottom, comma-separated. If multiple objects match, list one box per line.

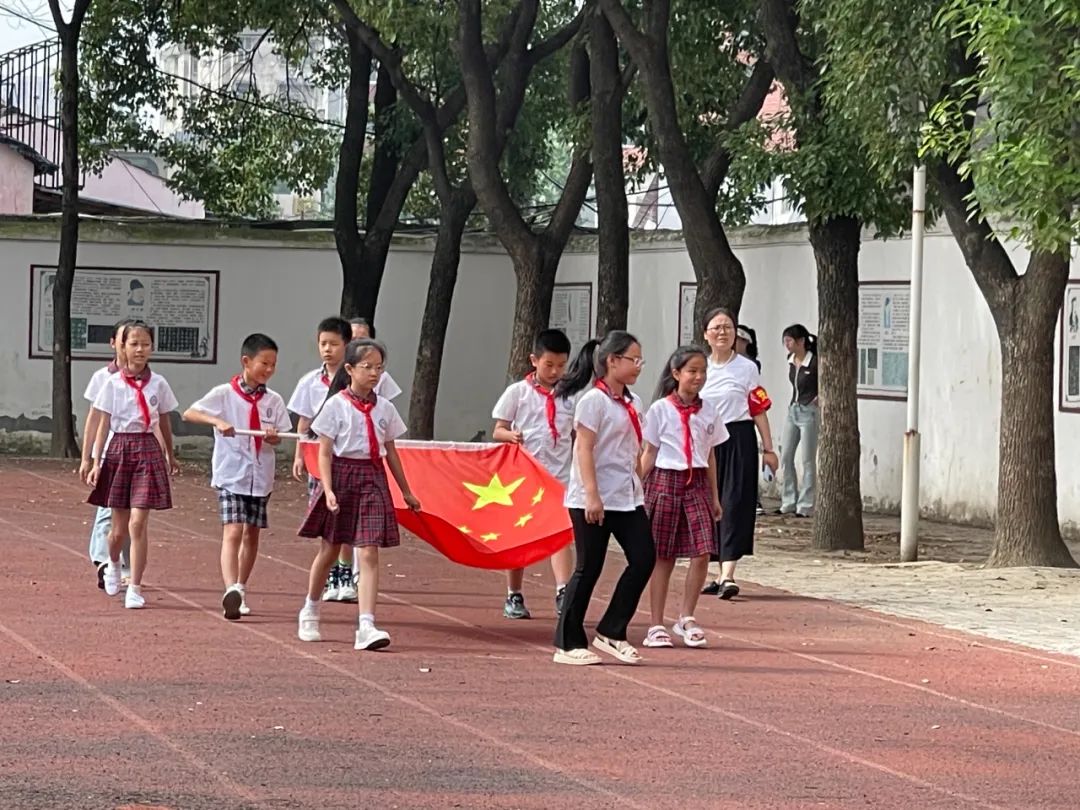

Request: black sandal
left=719, top=580, right=740, bottom=600
left=701, top=580, right=721, bottom=596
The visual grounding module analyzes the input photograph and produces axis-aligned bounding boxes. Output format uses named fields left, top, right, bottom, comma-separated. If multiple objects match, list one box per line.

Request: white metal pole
left=900, top=166, right=927, bottom=562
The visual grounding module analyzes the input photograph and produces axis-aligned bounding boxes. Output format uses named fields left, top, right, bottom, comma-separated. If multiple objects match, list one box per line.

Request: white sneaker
left=103, top=562, right=121, bottom=596
left=337, top=579, right=358, bottom=603
left=237, top=584, right=251, bottom=616
left=124, top=586, right=145, bottom=609
left=354, top=622, right=391, bottom=651
left=298, top=605, right=321, bottom=642
left=222, top=585, right=243, bottom=621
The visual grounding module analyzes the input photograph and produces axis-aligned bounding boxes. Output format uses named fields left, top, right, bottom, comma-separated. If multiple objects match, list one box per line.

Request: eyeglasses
left=615, top=355, right=645, bottom=368
left=706, top=325, right=734, bottom=334
left=353, top=363, right=384, bottom=373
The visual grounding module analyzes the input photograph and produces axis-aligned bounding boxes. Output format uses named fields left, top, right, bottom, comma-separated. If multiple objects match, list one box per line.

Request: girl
left=297, top=338, right=420, bottom=651
left=699, top=308, right=777, bottom=600
left=779, top=324, right=819, bottom=517
left=553, top=331, right=655, bottom=666
left=87, top=321, right=179, bottom=609
left=640, top=346, right=728, bottom=648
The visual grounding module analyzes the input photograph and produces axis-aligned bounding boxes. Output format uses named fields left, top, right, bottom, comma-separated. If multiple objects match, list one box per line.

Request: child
left=491, top=328, right=575, bottom=618
left=87, top=321, right=179, bottom=609
left=349, top=318, right=402, bottom=401
left=182, top=333, right=292, bottom=620
left=640, top=346, right=728, bottom=648
left=552, top=331, right=655, bottom=666
left=287, top=316, right=357, bottom=602
left=79, top=319, right=132, bottom=588
left=296, top=338, right=421, bottom=650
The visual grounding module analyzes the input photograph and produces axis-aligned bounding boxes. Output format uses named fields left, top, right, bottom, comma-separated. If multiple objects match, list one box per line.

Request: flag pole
left=900, top=165, right=927, bottom=563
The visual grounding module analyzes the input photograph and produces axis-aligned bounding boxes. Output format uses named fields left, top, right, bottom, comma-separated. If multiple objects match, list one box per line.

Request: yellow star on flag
left=531, top=487, right=545, bottom=506
left=480, top=532, right=500, bottom=542
left=458, top=525, right=471, bottom=534
left=515, top=513, right=534, bottom=528
left=464, top=474, right=526, bottom=511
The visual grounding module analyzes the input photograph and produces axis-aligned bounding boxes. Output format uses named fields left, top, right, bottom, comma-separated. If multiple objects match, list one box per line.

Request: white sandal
left=643, top=625, right=674, bottom=648
left=673, top=616, right=707, bottom=648
left=593, top=634, right=643, bottom=664
left=553, top=647, right=602, bottom=666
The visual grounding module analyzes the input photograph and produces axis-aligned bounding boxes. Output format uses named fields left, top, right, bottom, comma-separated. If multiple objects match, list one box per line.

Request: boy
left=349, top=318, right=403, bottom=401
left=183, top=333, right=292, bottom=620
left=79, top=319, right=133, bottom=588
left=491, top=328, right=576, bottom=619
left=288, top=316, right=357, bottom=602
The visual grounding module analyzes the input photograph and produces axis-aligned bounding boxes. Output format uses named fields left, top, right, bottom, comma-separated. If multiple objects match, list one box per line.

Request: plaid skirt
left=88, top=432, right=172, bottom=511
left=298, top=457, right=400, bottom=548
left=644, top=467, right=716, bottom=559
left=218, top=489, right=270, bottom=528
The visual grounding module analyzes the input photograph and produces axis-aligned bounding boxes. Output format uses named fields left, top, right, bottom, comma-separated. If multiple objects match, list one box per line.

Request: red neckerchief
left=526, top=373, right=559, bottom=446
left=340, top=389, right=381, bottom=460
left=230, top=375, right=266, bottom=454
left=121, top=366, right=152, bottom=430
left=667, top=393, right=703, bottom=482
left=594, top=379, right=642, bottom=444
left=319, top=364, right=331, bottom=387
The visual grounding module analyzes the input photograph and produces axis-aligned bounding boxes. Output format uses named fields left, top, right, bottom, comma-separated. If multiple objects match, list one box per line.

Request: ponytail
left=555, top=339, right=600, bottom=400
left=782, top=323, right=817, bottom=356
left=307, top=338, right=387, bottom=437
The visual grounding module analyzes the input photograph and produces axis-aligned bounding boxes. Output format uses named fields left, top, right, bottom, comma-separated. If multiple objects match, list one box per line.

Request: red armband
left=748, top=386, right=772, bottom=416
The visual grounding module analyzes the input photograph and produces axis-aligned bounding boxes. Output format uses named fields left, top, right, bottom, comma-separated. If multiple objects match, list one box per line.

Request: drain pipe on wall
left=900, top=165, right=927, bottom=563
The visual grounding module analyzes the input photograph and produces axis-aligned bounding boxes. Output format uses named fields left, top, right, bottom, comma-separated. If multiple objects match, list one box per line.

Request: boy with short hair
left=79, top=319, right=133, bottom=588
left=287, top=316, right=357, bottom=601
left=183, top=333, right=292, bottom=620
left=491, top=328, right=576, bottom=618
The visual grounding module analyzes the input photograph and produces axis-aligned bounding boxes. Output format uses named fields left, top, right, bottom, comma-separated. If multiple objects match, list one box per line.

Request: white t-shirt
left=492, top=379, right=575, bottom=485
left=84, top=364, right=117, bottom=459
left=92, top=370, right=179, bottom=434
left=700, top=354, right=762, bottom=423
left=289, top=367, right=402, bottom=420
left=188, top=382, right=293, bottom=497
left=309, top=391, right=407, bottom=459
left=564, top=386, right=647, bottom=512
left=643, top=396, right=730, bottom=470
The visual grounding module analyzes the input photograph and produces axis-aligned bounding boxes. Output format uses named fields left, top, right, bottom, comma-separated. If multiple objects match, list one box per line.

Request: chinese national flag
left=301, top=440, right=573, bottom=569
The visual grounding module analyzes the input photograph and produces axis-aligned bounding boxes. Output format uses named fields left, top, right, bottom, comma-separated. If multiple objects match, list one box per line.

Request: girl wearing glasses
left=699, top=308, right=778, bottom=599
left=297, top=338, right=421, bottom=652
left=552, top=331, right=656, bottom=666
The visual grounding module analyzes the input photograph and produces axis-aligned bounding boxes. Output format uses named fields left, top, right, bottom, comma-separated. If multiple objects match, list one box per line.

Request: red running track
left=0, top=459, right=1078, bottom=810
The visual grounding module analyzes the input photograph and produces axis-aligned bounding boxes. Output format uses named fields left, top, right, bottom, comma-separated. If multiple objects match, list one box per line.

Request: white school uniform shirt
left=188, top=382, right=293, bottom=497
left=492, top=379, right=575, bottom=485
left=92, top=370, right=179, bottom=433
left=309, top=391, right=407, bottom=459
left=564, top=386, right=647, bottom=512
left=84, top=363, right=118, bottom=458
left=643, top=396, right=729, bottom=470
left=700, top=354, right=762, bottom=424
left=288, top=367, right=403, bottom=421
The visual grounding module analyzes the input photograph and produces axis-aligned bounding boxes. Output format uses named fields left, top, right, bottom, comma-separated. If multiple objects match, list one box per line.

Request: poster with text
left=1063, top=282, right=1080, bottom=411
left=30, top=265, right=219, bottom=363
left=549, top=283, right=592, bottom=351
left=678, top=282, right=697, bottom=346
left=857, top=283, right=910, bottom=399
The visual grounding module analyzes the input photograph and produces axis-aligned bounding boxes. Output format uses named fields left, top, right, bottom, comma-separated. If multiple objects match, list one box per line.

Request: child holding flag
left=297, top=338, right=421, bottom=651
left=640, top=346, right=728, bottom=648
left=182, top=333, right=292, bottom=620
left=491, top=328, right=575, bottom=619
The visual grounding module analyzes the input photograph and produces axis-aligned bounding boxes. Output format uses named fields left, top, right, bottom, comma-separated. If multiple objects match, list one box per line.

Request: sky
left=0, top=3, right=58, bottom=54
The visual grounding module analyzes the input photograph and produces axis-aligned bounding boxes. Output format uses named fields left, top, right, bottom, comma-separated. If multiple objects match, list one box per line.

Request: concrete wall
left=0, top=217, right=1076, bottom=532
left=0, top=145, right=35, bottom=215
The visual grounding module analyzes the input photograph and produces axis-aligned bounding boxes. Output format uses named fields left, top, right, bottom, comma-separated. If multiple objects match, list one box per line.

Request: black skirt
left=712, top=420, right=758, bottom=562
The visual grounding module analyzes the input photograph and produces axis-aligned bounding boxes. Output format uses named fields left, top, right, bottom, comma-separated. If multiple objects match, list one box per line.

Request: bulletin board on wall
left=677, top=281, right=697, bottom=346
left=857, top=281, right=910, bottom=401
left=1061, top=280, right=1080, bottom=413
left=549, top=282, right=593, bottom=351
left=28, top=265, right=220, bottom=364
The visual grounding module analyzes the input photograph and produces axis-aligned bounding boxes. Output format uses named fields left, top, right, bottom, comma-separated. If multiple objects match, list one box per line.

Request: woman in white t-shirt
left=699, top=308, right=778, bottom=599
left=552, top=331, right=655, bottom=666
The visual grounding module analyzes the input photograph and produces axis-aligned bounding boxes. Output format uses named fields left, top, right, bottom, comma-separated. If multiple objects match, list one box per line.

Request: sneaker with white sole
left=337, top=567, right=358, bottom=603
left=124, top=586, right=145, bottom=609
left=237, top=584, right=251, bottom=616
left=103, top=561, right=122, bottom=596
left=553, top=648, right=602, bottom=666
left=503, top=592, right=531, bottom=619
left=354, top=622, right=391, bottom=651
left=222, top=585, right=243, bottom=621
left=298, top=605, right=321, bottom=642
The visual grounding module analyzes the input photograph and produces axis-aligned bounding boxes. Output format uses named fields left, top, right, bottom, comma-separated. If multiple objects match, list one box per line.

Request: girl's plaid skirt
left=88, top=432, right=172, bottom=511
left=644, top=467, right=716, bottom=559
left=298, top=456, right=400, bottom=548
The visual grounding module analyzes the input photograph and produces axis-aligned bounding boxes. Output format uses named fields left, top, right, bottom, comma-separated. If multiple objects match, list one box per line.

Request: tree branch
left=702, top=58, right=775, bottom=197
left=527, top=3, right=589, bottom=67
left=597, top=0, right=649, bottom=60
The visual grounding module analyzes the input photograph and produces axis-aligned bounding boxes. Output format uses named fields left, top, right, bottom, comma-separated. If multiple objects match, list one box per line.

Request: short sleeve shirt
left=700, top=354, right=762, bottom=423
left=492, top=380, right=575, bottom=485
left=92, top=371, right=179, bottom=434
left=309, top=392, right=407, bottom=459
left=564, top=387, right=647, bottom=511
left=642, top=396, right=729, bottom=470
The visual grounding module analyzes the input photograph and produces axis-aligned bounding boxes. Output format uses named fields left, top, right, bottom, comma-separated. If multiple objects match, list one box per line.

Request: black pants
left=553, top=507, right=656, bottom=651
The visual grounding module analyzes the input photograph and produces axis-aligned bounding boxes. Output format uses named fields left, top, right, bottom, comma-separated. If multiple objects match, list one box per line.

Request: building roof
left=0, top=133, right=58, bottom=175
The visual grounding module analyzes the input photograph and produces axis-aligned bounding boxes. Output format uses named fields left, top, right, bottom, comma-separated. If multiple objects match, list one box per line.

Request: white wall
left=0, top=218, right=1077, bottom=533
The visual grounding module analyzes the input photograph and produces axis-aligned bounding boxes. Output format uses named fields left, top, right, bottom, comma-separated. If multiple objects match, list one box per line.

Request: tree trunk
left=987, top=250, right=1075, bottom=567
left=506, top=245, right=560, bottom=382
left=589, top=12, right=629, bottom=335
left=335, top=28, right=372, bottom=317
left=408, top=189, right=476, bottom=439
left=808, top=216, right=864, bottom=550
left=51, top=30, right=81, bottom=458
